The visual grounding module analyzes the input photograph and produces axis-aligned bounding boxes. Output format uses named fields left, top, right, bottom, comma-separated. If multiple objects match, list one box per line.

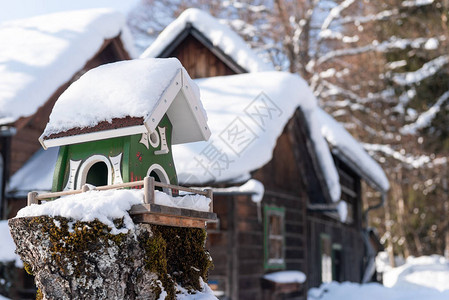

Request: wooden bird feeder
left=28, top=58, right=216, bottom=227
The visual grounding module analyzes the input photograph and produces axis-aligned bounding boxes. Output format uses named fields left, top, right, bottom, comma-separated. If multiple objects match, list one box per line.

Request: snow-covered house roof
left=173, top=72, right=341, bottom=201
left=140, top=8, right=272, bottom=73
left=316, top=107, right=390, bottom=192
left=7, top=147, right=58, bottom=197
left=0, top=8, right=135, bottom=125
left=40, top=58, right=210, bottom=149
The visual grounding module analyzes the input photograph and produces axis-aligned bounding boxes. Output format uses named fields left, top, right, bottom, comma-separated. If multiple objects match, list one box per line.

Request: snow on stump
left=8, top=190, right=215, bottom=300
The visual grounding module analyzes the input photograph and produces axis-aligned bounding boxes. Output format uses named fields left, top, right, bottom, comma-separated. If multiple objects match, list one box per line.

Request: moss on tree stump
left=8, top=216, right=212, bottom=300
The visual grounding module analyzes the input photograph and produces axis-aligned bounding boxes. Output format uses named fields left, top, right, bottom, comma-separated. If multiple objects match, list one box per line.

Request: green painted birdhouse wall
left=52, top=115, right=178, bottom=192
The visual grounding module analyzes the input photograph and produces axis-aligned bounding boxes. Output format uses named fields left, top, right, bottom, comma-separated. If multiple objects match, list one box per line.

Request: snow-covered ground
left=309, top=254, right=449, bottom=300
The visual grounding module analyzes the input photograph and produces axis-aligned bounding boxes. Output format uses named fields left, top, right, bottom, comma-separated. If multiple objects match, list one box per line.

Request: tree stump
left=8, top=216, right=213, bottom=300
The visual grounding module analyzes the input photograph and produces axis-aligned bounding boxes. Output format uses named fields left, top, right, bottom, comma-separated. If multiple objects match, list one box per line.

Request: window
left=264, top=206, right=285, bottom=269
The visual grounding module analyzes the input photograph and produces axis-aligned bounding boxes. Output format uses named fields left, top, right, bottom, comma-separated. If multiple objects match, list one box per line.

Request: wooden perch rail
left=27, top=176, right=214, bottom=213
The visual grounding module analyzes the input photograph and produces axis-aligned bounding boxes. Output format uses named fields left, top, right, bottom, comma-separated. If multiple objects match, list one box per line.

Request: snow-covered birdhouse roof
left=40, top=58, right=210, bottom=149
left=140, top=8, right=272, bottom=73
left=0, top=8, right=135, bottom=126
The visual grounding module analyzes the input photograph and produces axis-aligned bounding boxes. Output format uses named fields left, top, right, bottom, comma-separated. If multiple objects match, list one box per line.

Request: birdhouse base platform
left=129, top=203, right=217, bottom=228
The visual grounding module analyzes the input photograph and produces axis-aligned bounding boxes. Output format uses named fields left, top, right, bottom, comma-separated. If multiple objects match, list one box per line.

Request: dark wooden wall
left=306, top=157, right=365, bottom=288
left=165, top=34, right=236, bottom=79
left=206, top=130, right=309, bottom=300
left=206, top=193, right=236, bottom=299
left=306, top=214, right=365, bottom=288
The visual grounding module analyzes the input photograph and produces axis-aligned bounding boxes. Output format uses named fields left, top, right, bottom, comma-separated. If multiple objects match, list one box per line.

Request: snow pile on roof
left=305, top=109, right=341, bottom=201
left=236, top=179, right=265, bottom=203
left=263, top=271, right=306, bottom=284
left=7, top=147, right=59, bottom=197
left=205, top=179, right=265, bottom=203
left=42, top=58, right=200, bottom=137
left=0, top=220, right=22, bottom=267
left=15, top=189, right=211, bottom=233
left=0, top=8, right=135, bottom=125
left=337, top=201, right=348, bottom=222
left=316, top=107, right=390, bottom=192
left=383, top=255, right=449, bottom=292
left=140, top=8, right=272, bottom=73
left=173, top=72, right=340, bottom=201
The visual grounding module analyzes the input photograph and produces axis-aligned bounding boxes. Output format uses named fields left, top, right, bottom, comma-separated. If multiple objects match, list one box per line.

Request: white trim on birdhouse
left=143, top=69, right=183, bottom=134
left=109, top=153, right=124, bottom=184
left=178, top=69, right=210, bottom=143
left=143, top=69, right=211, bottom=145
left=63, top=159, right=82, bottom=191
left=39, top=125, right=148, bottom=149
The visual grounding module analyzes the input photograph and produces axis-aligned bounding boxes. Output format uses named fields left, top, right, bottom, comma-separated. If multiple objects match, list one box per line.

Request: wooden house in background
left=0, top=9, right=134, bottom=220
left=140, top=8, right=390, bottom=300
left=3, top=7, right=390, bottom=300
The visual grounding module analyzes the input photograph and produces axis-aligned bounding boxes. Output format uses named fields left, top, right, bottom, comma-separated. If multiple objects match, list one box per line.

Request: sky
left=0, top=0, right=139, bottom=23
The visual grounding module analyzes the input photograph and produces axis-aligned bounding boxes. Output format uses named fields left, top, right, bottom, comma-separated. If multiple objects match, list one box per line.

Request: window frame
left=263, top=205, right=286, bottom=270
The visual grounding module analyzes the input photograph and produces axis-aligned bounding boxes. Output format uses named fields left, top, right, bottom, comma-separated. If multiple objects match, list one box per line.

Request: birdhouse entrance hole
left=149, top=171, right=163, bottom=192
left=147, top=163, right=171, bottom=195
left=77, top=155, right=112, bottom=189
left=86, top=162, right=108, bottom=187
